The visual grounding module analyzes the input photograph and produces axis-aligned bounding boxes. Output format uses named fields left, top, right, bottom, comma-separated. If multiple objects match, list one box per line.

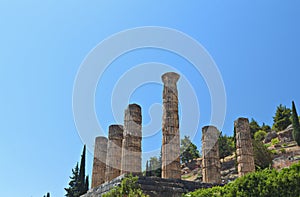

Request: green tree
left=252, top=140, right=273, bottom=169
left=78, top=145, right=88, bottom=195
left=250, top=118, right=260, bottom=138
left=273, top=104, right=292, bottom=131
left=261, top=123, right=271, bottom=132
left=148, top=156, right=161, bottom=177
left=218, top=133, right=235, bottom=161
left=292, top=101, right=300, bottom=146
left=65, top=145, right=89, bottom=197
left=43, top=192, right=50, bottom=197
left=254, top=130, right=267, bottom=141
left=65, top=163, right=80, bottom=196
left=145, top=161, right=150, bottom=176
left=180, top=136, right=200, bottom=163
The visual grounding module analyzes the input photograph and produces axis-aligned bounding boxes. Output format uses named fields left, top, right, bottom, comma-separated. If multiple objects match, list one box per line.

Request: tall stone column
left=202, top=126, right=221, bottom=184
left=105, top=125, right=124, bottom=182
left=121, top=104, right=142, bottom=175
left=234, top=118, right=255, bottom=177
left=91, top=136, right=108, bottom=188
left=161, top=72, right=181, bottom=179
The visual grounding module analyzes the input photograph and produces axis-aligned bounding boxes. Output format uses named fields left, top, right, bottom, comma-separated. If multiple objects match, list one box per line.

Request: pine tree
left=292, top=101, right=300, bottom=146
left=180, top=136, right=200, bottom=163
left=65, top=163, right=80, bottom=196
left=273, top=104, right=292, bottom=131
left=65, top=145, right=89, bottom=197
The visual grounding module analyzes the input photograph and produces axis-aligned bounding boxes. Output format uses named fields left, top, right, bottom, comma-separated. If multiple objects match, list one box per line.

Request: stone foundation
left=82, top=175, right=221, bottom=197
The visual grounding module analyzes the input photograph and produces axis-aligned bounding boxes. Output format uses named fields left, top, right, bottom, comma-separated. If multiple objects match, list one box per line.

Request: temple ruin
left=87, top=72, right=256, bottom=196
left=202, top=126, right=221, bottom=184
left=235, top=117, right=255, bottom=177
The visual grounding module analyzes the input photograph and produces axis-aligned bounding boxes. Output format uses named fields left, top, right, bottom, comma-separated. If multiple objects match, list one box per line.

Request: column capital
left=161, top=72, right=180, bottom=84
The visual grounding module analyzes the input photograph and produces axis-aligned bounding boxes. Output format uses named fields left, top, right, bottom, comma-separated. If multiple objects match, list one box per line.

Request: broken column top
left=108, top=124, right=124, bottom=140
left=162, top=72, right=180, bottom=84
left=234, top=118, right=250, bottom=131
left=128, top=103, right=141, bottom=110
left=95, top=136, right=108, bottom=142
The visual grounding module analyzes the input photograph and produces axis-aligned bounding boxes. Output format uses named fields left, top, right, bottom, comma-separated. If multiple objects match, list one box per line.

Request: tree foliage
left=103, top=174, right=149, bottom=197
left=292, top=101, right=300, bottom=146
left=180, top=136, right=200, bottom=163
left=273, top=104, right=292, bottom=132
left=218, top=133, right=235, bottom=161
left=184, top=162, right=300, bottom=197
left=254, top=130, right=267, bottom=141
left=65, top=145, right=89, bottom=197
left=249, top=119, right=261, bottom=138
left=43, top=192, right=50, bottom=197
left=252, top=140, right=273, bottom=169
left=145, top=156, right=161, bottom=177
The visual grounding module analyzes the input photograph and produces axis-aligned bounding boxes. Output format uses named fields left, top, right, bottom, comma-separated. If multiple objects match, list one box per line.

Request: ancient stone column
left=234, top=118, right=255, bottom=177
left=202, top=126, right=221, bottom=184
left=121, top=104, right=142, bottom=175
left=91, top=136, right=108, bottom=188
left=105, top=125, right=124, bottom=182
left=161, top=72, right=181, bottom=179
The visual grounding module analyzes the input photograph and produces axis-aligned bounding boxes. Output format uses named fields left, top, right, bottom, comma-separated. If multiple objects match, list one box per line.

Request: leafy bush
left=184, top=162, right=300, bottom=197
left=254, top=130, right=267, bottom=141
left=103, top=174, right=148, bottom=197
left=271, top=138, right=280, bottom=145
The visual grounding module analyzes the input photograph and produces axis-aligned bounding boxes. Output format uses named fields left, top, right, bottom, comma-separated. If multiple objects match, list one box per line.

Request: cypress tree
left=84, top=175, right=89, bottom=193
left=78, top=145, right=86, bottom=195
left=292, top=101, right=300, bottom=146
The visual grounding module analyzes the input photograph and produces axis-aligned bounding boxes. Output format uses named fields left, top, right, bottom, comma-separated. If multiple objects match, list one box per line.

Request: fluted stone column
left=92, top=136, right=108, bottom=188
left=105, top=125, right=124, bottom=182
left=121, top=104, right=142, bottom=175
left=235, top=118, right=255, bottom=177
left=202, top=126, right=221, bottom=184
left=161, top=72, right=181, bottom=179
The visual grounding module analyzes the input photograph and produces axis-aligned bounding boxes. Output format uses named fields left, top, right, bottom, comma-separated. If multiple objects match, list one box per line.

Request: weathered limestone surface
left=105, top=125, right=124, bottom=182
left=161, top=72, right=181, bottom=179
left=82, top=175, right=222, bottom=197
left=234, top=118, right=255, bottom=177
left=92, top=136, right=108, bottom=188
left=121, top=104, right=142, bottom=175
left=202, top=126, right=221, bottom=184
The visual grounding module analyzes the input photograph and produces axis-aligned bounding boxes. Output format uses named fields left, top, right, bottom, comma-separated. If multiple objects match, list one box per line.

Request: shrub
left=184, top=162, right=300, bottom=197
left=271, top=138, right=280, bottom=145
left=103, top=174, right=148, bottom=197
left=254, top=130, right=267, bottom=141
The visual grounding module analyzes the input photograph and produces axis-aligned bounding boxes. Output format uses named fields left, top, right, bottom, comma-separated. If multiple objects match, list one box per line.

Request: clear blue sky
left=1, top=1, right=300, bottom=196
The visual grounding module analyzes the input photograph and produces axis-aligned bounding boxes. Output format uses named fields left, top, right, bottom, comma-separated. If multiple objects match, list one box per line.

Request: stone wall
left=82, top=175, right=221, bottom=197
